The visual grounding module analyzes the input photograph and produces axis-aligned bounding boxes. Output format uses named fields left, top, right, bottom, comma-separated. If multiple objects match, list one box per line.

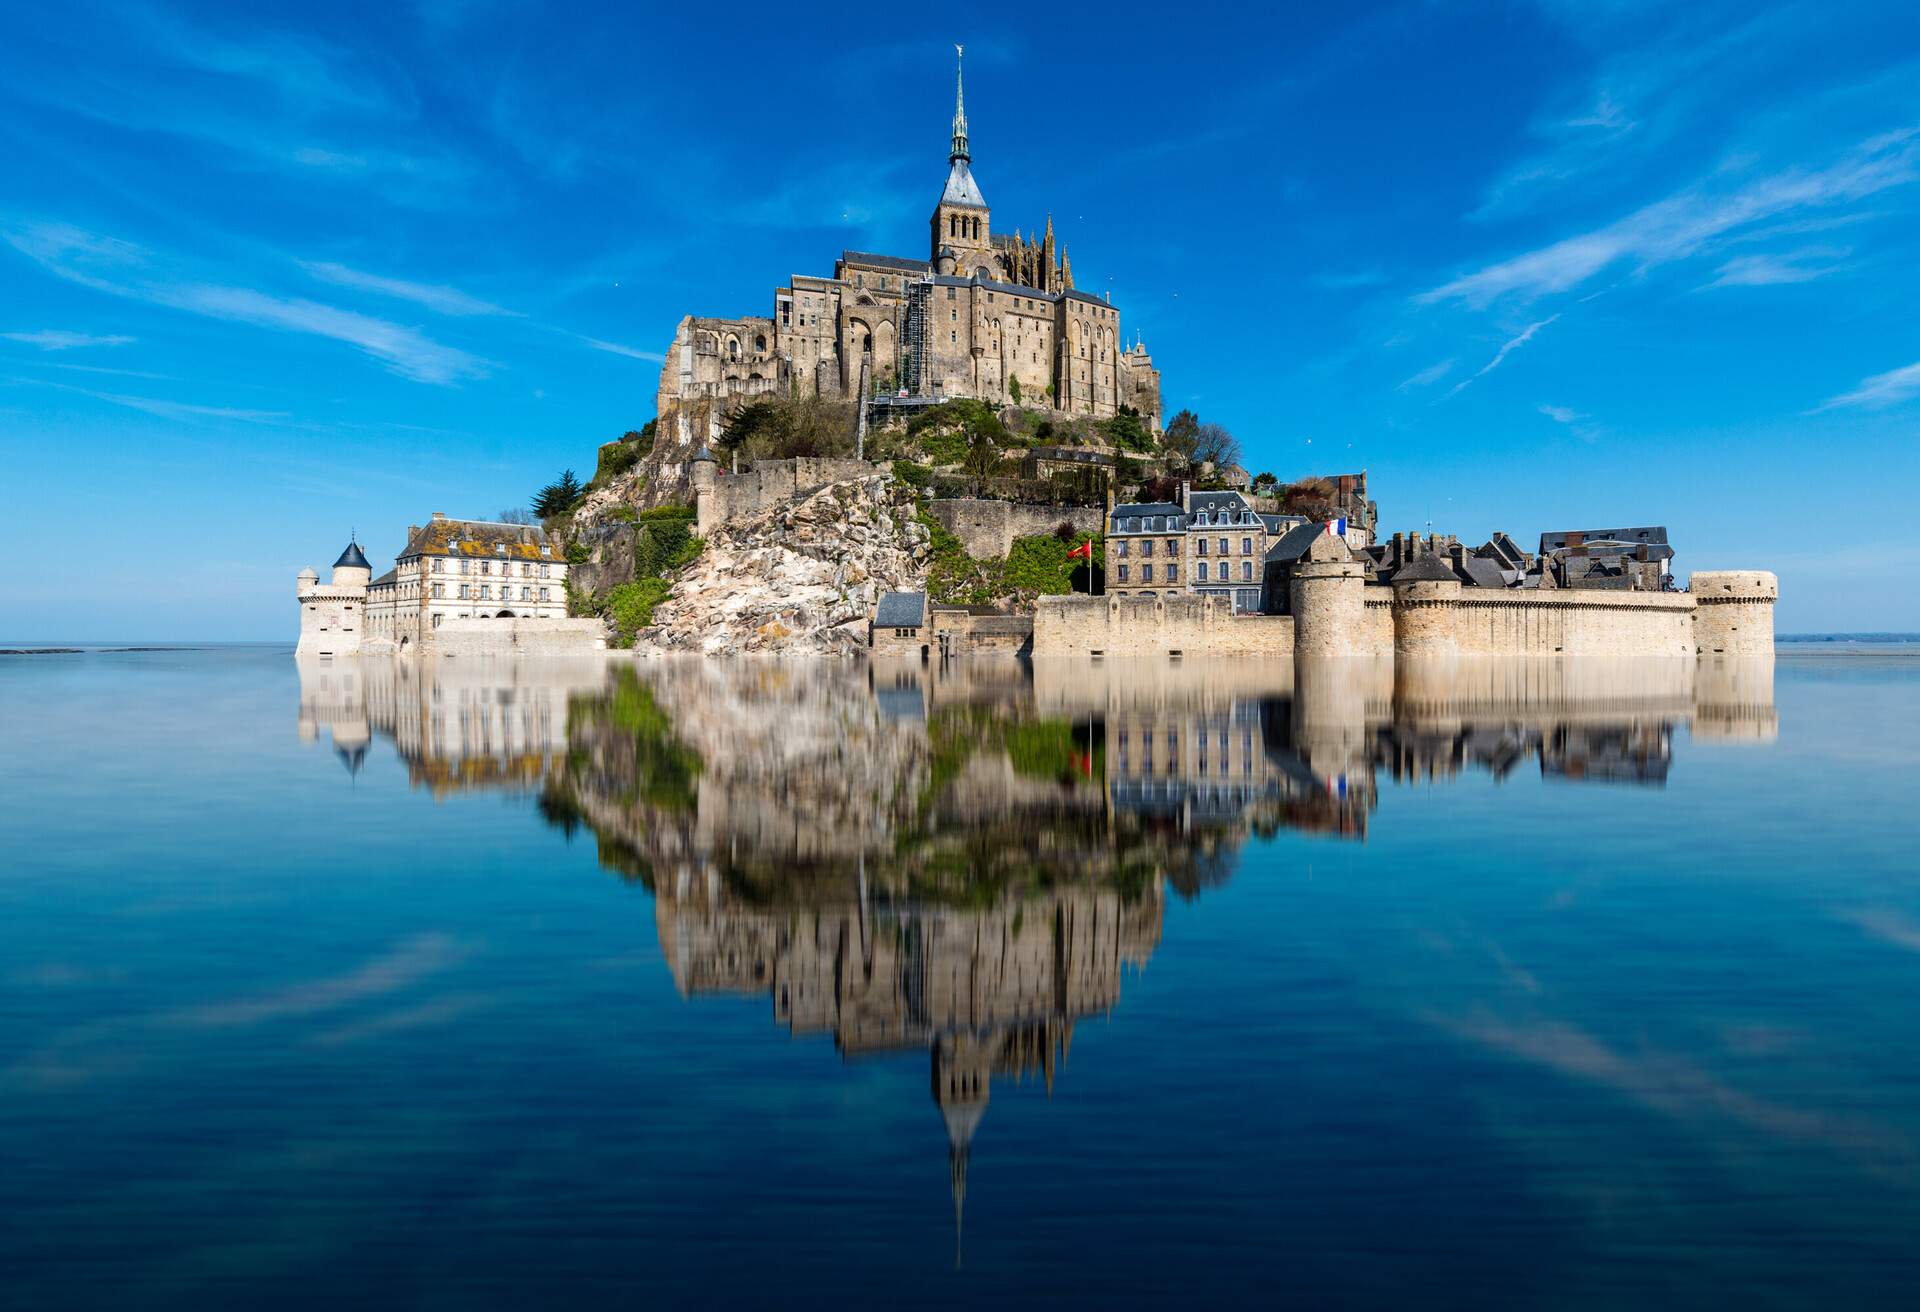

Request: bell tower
left=930, top=45, right=991, bottom=276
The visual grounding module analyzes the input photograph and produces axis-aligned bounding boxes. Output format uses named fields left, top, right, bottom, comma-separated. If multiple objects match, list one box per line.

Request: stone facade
left=1106, top=486, right=1317, bottom=612
left=1689, top=571, right=1778, bottom=656
left=298, top=516, right=579, bottom=657
left=1033, top=594, right=1295, bottom=658
left=649, top=52, right=1163, bottom=469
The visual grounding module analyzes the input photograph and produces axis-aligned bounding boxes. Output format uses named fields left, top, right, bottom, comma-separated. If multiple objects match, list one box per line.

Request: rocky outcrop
left=638, top=473, right=930, bottom=655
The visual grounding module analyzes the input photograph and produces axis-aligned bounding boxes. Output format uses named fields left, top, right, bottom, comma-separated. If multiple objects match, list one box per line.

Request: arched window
left=754, top=333, right=766, bottom=351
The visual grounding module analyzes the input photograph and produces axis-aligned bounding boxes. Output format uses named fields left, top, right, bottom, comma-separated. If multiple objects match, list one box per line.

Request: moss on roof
left=400, top=518, right=554, bottom=562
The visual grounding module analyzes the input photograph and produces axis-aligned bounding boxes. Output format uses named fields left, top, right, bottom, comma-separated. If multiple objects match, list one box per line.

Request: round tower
left=1290, top=531, right=1365, bottom=658
left=296, top=566, right=318, bottom=598
left=1690, top=570, right=1777, bottom=656
left=330, top=538, right=372, bottom=591
left=690, top=445, right=720, bottom=535
left=1391, top=553, right=1461, bottom=659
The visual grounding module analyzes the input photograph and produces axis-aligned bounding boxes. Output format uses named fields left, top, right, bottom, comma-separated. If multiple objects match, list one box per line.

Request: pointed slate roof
left=941, top=159, right=987, bottom=208
left=334, top=539, right=371, bottom=570
left=1394, top=553, right=1458, bottom=583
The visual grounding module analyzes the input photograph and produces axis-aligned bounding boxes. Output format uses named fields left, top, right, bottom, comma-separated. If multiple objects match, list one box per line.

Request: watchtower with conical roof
left=295, top=534, right=371, bottom=656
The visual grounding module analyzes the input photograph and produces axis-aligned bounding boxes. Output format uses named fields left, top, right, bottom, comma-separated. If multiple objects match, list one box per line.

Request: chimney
left=431, top=511, right=447, bottom=522
left=1179, top=479, right=1190, bottom=508
left=1391, top=531, right=1404, bottom=565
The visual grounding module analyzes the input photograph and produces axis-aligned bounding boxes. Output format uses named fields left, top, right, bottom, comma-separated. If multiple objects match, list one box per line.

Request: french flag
left=1323, top=518, right=1348, bottom=537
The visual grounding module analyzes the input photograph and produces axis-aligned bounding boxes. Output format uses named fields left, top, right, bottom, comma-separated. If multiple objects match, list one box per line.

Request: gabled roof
left=1263, top=520, right=1328, bottom=564
left=940, top=159, right=987, bottom=208
left=1460, top=556, right=1511, bottom=589
left=874, top=591, right=927, bottom=629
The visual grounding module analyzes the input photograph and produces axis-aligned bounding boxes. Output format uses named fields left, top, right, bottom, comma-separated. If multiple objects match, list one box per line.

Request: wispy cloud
left=1446, top=316, right=1560, bottom=397
left=1814, top=360, right=1920, bottom=412
left=4, top=221, right=488, bottom=385
left=1538, top=403, right=1585, bottom=424
left=1426, top=128, right=1919, bottom=307
left=5, top=375, right=288, bottom=422
left=1, top=330, right=134, bottom=350
left=583, top=337, right=666, bottom=364
left=299, top=260, right=511, bottom=316
left=1398, top=359, right=1455, bottom=389
left=1705, top=246, right=1850, bottom=288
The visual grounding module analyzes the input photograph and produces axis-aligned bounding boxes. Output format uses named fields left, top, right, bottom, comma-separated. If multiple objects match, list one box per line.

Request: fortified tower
left=1289, top=531, right=1366, bottom=658
left=295, top=538, right=371, bottom=657
left=1690, top=570, right=1777, bottom=656
left=1390, top=553, right=1462, bottom=659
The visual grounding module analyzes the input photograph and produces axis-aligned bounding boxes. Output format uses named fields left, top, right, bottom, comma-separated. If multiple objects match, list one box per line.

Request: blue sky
left=3, top=0, right=1917, bottom=639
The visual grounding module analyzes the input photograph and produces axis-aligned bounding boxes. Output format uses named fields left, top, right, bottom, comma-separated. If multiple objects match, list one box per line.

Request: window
left=433, top=583, right=445, bottom=599
left=431, top=558, right=443, bottom=573
left=459, top=584, right=470, bottom=599
left=1242, top=561, right=1253, bottom=581
left=1118, top=565, right=1129, bottom=582
left=946, top=286, right=956, bottom=300
left=539, top=587, right=550, bottom=602
left=1197, top=562, right=1208, bottom=581
left=1116, top=540, right=1129, bottom=557
left=1126, top=517, right=1139, bottom=533
left=1142, top=564, right=1153, bottom=582
left=1242, top=537, right=1253, bottom=555
left=1141, top=539, right=1153, bottom=557
left=1197, top=538, right=1208, bottom=555
left=460, top=558, right=471, bottom=574
left=1217, top=537, right=1228, bottom=555
left=1167, top=564, right=1179, bottom=582
left=1167, top=539, right=1179, bottom=555
left=432, top=613, right=443, bottom=628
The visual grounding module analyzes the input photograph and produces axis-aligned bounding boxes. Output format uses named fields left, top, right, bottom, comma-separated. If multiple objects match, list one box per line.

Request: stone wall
left=1448, top=591, right=1697, bottom=657
left=703, top=457, right=886, bottom=532
left=926, top=498, right=1104, bottom=559
left=1034, top=594, right=1294, bottom=657
left=434, top=617, right=608, bottom=657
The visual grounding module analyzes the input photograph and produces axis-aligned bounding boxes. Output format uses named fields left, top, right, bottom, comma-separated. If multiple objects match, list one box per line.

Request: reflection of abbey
left=653, top=50, right=1163, bottom=455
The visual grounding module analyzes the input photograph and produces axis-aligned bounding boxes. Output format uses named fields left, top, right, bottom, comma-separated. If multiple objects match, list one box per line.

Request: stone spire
left=950, top=44, right=969, bottom=163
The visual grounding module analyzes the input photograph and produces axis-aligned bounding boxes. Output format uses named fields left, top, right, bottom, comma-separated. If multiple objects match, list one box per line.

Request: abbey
left=653, top=51, right=1163, bottom=452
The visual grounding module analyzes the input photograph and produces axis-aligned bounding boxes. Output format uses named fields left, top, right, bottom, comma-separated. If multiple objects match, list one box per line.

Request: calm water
left=3, top=647, right=1918, bottom=1306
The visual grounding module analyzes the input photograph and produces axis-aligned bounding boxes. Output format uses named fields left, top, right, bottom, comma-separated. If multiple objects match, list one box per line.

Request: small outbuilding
left=871, top=591, right=929, bottom=656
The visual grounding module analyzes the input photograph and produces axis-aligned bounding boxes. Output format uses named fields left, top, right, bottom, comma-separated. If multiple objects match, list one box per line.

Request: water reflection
left=294, top=651, right=1778, bottom=1239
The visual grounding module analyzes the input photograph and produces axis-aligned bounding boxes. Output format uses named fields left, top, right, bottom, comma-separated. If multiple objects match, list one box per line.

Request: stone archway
left=494, top=609, right=516, bottom=619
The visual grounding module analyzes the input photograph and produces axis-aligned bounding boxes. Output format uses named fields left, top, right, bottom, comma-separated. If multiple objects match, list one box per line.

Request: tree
left=497, top=508, right=537, bottom=525
left=1008, top=375, right=1022, bottom=404
left=1192, top=421, right=1242, bottom=471
left=718, top=396, right=856, bottom=461
left=1250, top=471, right=1278, bottom=493
left=533, top=469, right=585, bottom=518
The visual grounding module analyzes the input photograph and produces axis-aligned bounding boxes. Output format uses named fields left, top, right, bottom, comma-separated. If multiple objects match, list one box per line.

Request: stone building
left=298, top=515, right=574, bottom=655
left=651, top=51, right=1163, bottom=458
left=295, top=538, right=372, bottom=657
left=1105, top=487, right=1307, bottom=611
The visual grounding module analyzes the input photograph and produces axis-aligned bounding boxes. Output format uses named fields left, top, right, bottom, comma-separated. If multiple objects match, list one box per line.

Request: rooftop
left=874, top=591, right=927, bottom=629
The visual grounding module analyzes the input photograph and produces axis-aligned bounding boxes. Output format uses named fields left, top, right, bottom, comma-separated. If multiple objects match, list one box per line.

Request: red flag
left=1067, top=539, right=1094, bottom=561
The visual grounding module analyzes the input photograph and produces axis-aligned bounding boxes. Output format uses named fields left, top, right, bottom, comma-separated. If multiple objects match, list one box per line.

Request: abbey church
left=653, top=51, right=1163, bottom=452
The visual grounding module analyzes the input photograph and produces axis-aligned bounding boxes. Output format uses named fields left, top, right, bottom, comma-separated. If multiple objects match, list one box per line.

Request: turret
left=1290, top=529, right=1365, bottom=658
left=1391, top=551, right=1460, bottom=659
left=690, top=444, right=720, bottom=535
left=331, top=537, right=372, bottom=592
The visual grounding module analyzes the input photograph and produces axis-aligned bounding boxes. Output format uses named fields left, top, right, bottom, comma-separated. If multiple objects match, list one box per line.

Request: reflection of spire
left=933, top=1034, right=989, bottom=1271
left=336, top=742, right=367, bottom=777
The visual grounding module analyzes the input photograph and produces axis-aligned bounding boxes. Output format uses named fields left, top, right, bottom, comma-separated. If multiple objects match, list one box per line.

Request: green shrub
left=892, top=459, right=932, bottom=489
left=604, top=577, right=674, bottom=647
left=566, top=542, right=590, bottom=565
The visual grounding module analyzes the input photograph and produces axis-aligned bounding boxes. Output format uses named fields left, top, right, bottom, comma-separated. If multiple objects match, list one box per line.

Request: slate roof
left=1109, top=503, right=1187, bottom=532
left=369, top=568, right=398, bottom=588
left=1460, top=555, right=1511, bottom=589
left=1263, top=521, right=1329, bottom=565
left=398, top=518, right=555, bottom=563
left=1187, top=490, right=1254, bottom=518
left=874, top=591, right=927, bottom=629
left=1540, top=526, right=1673, bottom=560
left=334, top=540, right=371, bottom=570
left=941, top=159, right=987, bottom=208
left=841, top=251, right=930, bottom=274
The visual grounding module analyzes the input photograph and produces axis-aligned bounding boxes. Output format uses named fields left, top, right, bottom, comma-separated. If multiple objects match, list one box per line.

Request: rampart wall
left=434, top=617, right=608, bottom=657
left=1034, top=594, right=1295, bottom=658
left=926, top=498, right=1104, bottom=559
